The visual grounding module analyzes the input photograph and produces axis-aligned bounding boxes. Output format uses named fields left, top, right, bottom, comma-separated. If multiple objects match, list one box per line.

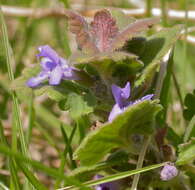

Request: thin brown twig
left=2, top=5, right=195, bottom=44
left=1, top=5, right=68, bottom=18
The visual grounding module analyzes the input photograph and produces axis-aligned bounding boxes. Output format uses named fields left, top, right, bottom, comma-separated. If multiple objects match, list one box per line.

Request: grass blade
left=16, top=161, right=47, bottom=190
left=26, top=93, right=35, bottom=146
left=0, top=144, right=90, bottom=189
left=0, top=6, right=28, bottom=155
left=0, top=182, right=9, bottom=190
left=58, top=162, right=167, bottom=190
left=0, top=7, right=32, bottom=189
left=55, top=125, right=77, bottom=188
left=61, top=124, right=77, bottom=169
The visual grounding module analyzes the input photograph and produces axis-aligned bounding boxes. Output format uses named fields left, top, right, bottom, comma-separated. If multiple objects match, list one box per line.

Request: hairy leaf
left=91, top=9, right=118, bottom=52
left=66, top=10, right=99, bottom=54
left=73, top=100, right=161, bottom=165
left=177, top=138, right=195, bottom=165
left=65, top=92, right=96, bottom=119
left=73, top=51, right=143, bottom=83
left=135, top=25, right=183, bottom=87
left=109, top=18, right=160, bottom=51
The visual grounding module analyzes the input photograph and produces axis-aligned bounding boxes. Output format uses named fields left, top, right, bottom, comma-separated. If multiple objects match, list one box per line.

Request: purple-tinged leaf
left=109, top=18, right=160, bottom=51
left=91, top=9, right=118, bottom=52
left=66, top=10, right=99, bottom=54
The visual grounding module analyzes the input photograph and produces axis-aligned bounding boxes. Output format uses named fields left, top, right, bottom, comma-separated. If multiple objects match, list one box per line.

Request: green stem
left=160, top=0, right=168, bottom=26
left=26, top=93, right=35, bottom=146
left=183, top=0, right=188, bottom=93
left=131, top=136, right=151, bottom=190
left=146, top=0, right=152, bottom=17
left=172, top=71, right=184, bottom=111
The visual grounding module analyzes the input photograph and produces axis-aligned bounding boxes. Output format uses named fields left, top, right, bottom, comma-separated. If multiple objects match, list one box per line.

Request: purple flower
left=94, top=175, right=120, bottom=190
left=27, top=45, right=77, bottom=88
left=160, top=163, right=178, bottom=181
left=108, top=82, right=153, bottom=122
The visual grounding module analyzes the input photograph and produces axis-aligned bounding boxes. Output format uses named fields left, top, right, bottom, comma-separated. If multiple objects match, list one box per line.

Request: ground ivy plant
left=12, top=8, right=195, bottom=190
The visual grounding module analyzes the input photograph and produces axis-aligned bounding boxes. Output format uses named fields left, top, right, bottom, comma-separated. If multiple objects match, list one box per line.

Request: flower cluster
left=27, top=45, right=77, bottom=88
left=108, top=82, right=153, bottom=122
left=160, top=163, right=178, bottom=181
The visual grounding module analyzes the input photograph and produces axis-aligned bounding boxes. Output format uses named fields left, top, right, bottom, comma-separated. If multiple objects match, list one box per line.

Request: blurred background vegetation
left=0, top=0, right=194, bottom=188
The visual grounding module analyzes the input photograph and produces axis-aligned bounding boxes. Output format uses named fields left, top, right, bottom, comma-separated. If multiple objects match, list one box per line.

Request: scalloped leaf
left=11, top=65, right=42, bottom=101
left=65, top=92, right=96, bottom=119
left=109, top=18, right=160, bottom=51
left=73, top=100, right=162, bottom=166
left=66, top=10, right=99, bottom=54
left=72, top=51, right=143, bottom=82
left=135, top=25, right=183, bottom=87
left=177, top=138, right=195, bottom=165
left=91, top=9, right=118, bottom=52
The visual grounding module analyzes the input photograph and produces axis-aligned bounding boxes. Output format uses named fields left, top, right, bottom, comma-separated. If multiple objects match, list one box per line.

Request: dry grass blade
left=109, top=17, right=160, bottom=51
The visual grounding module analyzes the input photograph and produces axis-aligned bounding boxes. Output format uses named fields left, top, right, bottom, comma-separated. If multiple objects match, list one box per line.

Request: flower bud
left=160, top=163, right=178, bottom=181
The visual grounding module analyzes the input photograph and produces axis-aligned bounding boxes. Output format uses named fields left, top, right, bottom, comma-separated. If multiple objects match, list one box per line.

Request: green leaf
left=156, top=50, right=174, bottom=125
left=183, top=90, right=195, bottom=121
left=121, top=37, right=147, bottom=56
left=177, top=138, right=195, bottom=165
left=135, top=25, right=183, bottom=87
left=167, top=127, right=182, bottom=147
left=66, top=92, right=96, bottom=119
left=109, top=18, right=160, bottom=51
left=183, top=116, right=195, bottom=143
left=73, top=51, right=143, bottom=82
left=73, top=100, right=161, bottom=165
left=11, top=65, right=41, bottom=101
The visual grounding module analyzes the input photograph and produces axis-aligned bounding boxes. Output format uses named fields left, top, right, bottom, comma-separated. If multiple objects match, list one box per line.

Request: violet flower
left=160, top=163, right=178, bottom=181
left=27, top=45, right=76, bottom=88
left=108, top=82, right=153, bottom=122
left=94, top=175, right=120, bottom=190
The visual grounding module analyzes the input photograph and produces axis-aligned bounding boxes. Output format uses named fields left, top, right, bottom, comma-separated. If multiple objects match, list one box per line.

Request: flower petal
left=129, top=94, right=154, bottom=106
left=108, top=104, right=123, bottom=122
left=121, top=82, right=130, bottom=99
left=140, top=94, right=154, bottom=101
left=40, top=57, right=56, bottom=71
left=26, top=72, right=49, bottom=88
left=111, top=82, right=130, bottom=107
left=49, top=65, right=63, bottom=85
left=37, top=45, right=60, bottom=64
